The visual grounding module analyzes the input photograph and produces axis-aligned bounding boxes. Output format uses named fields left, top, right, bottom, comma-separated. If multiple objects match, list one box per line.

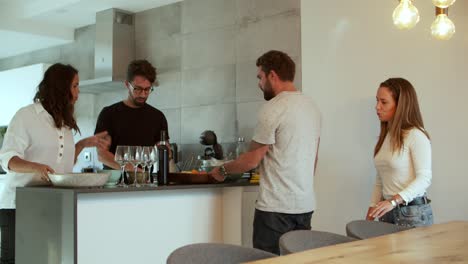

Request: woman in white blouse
left=0, top=63, right=109, bottom=263
left=366, top=78, right=433, bottom=227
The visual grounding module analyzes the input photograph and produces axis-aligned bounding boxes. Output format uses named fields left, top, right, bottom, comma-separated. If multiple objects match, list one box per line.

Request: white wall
left=301, top=0, right=468, bottom=234
left=0, top=63, right=49, bottom=126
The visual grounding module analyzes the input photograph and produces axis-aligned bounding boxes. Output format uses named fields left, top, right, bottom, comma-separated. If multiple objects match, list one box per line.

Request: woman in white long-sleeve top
left=0, top=63, right=109, bottom=263
left=366, top=77, right=433, bottom=227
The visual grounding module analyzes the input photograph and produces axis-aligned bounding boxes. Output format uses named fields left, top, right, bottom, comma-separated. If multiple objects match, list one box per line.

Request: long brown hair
left=33, top=63, right=80, bottom=133
left=374, top=78, right=429, bottom=156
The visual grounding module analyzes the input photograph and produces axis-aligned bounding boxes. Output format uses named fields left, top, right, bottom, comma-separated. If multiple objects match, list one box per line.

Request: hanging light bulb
left=432, top=0, right=456, bottom=8
left=431, top=7, right=455, bottom=40
left=393, top=0, right=420, bottom=30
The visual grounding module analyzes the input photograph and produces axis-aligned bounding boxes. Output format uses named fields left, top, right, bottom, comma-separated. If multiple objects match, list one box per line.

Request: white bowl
left=97, top=169, right=122, bottom=187
left=49, top=172, right=110, bottom=187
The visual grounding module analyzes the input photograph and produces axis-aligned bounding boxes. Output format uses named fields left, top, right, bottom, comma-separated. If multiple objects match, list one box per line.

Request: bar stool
left=346, top=220, right=412, bottom=239
left=167, top=243, right=277, bottom=264
left=279, top=230, right=357, bottom=255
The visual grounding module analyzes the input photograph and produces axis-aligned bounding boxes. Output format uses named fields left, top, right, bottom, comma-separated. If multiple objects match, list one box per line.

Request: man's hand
left=210, top=167, right=224, bottom=182
left=125, top=163, right=143, bottom=172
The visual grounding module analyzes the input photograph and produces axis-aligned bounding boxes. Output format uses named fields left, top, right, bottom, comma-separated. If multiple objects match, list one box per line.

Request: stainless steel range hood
left=79, top=9, right=135, bottom=94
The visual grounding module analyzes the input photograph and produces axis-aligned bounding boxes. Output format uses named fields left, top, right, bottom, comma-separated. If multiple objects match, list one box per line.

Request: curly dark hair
left=256, top=50, right=295, bottom=82
left=33, top=63, right=80, bottom=133
left=126, top=59, right=157, bottom=83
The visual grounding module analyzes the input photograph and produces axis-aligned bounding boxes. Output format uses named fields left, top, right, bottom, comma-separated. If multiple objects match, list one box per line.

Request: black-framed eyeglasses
left=128, top=82, right=155, bottom=94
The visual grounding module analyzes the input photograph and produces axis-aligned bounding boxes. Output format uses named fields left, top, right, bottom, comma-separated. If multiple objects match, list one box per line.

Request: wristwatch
left=390, top=199, right=397, bottom=208
left=219, top=165, right=228, bottom=181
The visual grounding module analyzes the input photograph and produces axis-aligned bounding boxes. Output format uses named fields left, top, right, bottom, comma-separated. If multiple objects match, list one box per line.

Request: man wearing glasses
left=94, top=59, right=169, bottom=170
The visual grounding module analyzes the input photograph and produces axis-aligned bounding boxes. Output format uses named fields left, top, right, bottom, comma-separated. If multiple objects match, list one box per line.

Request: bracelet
left=219, top=165, right=228, bottom=181
left=390, top=199, right=397, bottom=208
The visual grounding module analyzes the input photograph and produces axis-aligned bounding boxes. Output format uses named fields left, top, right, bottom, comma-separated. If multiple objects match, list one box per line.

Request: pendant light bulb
left=393, top=0, right=420, bottom=30
left=431, top=13, right=455, bottom=40
left=432, top=0, right=456, bottom=8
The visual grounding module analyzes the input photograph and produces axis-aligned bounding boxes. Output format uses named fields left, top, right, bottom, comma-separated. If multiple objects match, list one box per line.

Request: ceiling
left=0, top=0, right=181, bottom=59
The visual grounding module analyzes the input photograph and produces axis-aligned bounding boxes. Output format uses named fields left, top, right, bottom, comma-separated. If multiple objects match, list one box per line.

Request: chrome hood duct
left=79, top=8, right=134, bottom=93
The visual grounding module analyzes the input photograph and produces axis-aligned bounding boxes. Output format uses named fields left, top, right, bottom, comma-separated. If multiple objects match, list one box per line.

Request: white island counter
left=16, top=182, right=258, bottom=264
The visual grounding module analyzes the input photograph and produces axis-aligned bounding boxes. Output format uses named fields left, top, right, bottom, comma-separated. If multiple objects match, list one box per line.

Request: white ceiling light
left=431, top=7, right=456, bottom=40
left=392, top=0, right=457, bottom=40
left=392, top=0, right=420, bottom=30
left=432, top=0, right=456, bottom=8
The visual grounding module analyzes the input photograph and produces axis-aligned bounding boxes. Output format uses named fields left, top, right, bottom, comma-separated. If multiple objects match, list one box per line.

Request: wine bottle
left=157, top=130, right=169, bottom=185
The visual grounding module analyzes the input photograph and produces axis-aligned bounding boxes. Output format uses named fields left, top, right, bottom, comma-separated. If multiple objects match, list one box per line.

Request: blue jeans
left=380, top=203, right=433, bottom=228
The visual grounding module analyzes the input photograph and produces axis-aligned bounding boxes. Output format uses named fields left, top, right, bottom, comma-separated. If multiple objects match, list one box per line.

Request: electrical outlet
left=83, top=152, right=91, bottom=162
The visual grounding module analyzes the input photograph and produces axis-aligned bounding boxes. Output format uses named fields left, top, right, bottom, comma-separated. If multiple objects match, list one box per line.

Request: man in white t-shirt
left=211, top=50, right=321, bottom=254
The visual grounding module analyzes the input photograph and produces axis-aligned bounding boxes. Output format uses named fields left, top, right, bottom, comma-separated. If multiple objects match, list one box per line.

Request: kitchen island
left=15, top=181, right=259, bottom=264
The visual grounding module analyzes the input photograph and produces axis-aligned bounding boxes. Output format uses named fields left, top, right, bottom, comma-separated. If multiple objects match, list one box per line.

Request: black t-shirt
left=94, top=101, right=169, bottom=156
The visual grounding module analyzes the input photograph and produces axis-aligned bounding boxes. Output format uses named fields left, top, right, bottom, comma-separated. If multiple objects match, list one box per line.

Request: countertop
left=18, top=179, right=258, bottom=194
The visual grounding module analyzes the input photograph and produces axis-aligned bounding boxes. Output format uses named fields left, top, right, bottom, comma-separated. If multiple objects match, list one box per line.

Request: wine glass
left=142, top=146, right=158, bottom=186
left=128, top=146, right=143, bottom=187
left=114, top=145, right=129, bottom=188
left=141, top=146, right=150, bottom=186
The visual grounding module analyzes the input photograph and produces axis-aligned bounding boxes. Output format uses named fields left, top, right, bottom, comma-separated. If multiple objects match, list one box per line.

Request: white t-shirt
left=253, top=91, right=321, bottom=214
left=0, top=103, right=75, bottom=209
left=370, top=128, right=432, bottom=206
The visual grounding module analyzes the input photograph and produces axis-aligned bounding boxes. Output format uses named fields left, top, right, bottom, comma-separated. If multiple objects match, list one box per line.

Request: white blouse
left=0, top=103, right=75, bottom=209
left=370, top=128, right=432, bottom=206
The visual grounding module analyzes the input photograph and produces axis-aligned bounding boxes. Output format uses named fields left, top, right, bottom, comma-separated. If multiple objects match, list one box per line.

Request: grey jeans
left=380, top=203, right=433, bottom=228
left=253, top=209, right=313, bottom=255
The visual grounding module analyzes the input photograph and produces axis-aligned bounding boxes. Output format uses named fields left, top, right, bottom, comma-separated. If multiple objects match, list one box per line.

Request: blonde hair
left=374, top=78, right=430, bottom=156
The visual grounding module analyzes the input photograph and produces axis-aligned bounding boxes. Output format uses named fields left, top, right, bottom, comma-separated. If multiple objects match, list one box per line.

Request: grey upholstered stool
left=278, top=230, right=357, bottom=255
left=166, top=243, right=277, bottom=264
left=346, top=220, right=412, bottom=239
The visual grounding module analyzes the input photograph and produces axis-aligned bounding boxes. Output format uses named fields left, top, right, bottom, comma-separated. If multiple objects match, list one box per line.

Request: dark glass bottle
left=157, top=130, right=169, bottom=185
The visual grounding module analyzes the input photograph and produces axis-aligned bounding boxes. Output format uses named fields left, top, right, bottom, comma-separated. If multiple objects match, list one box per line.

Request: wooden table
left=247, top=221, right=468, bottom=264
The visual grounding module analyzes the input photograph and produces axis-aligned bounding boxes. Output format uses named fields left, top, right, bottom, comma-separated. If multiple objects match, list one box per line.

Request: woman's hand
left=7, top=157, right=53, bottom=182
left=368, top=200, right=394, bottom=219
left=31, top=162, right=54, bottom=182
left=96, top=131, right=111, bottom=150
left=78, top=131, right=111, bottom=150
left=75, top=131, right=111, bottom=164
left=366, top=207, right=375, bottom=221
